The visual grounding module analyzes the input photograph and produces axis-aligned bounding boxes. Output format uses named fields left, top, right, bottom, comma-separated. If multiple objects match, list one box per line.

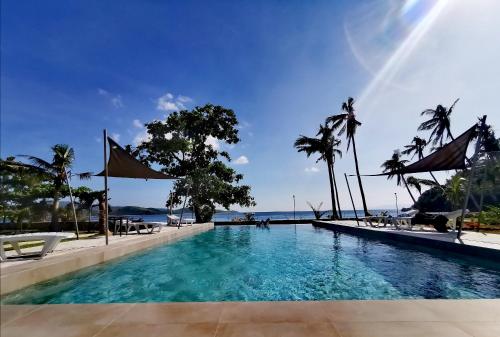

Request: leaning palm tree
left=327, top=97, right=370, bottom=216
left=418, top=98, right=459, bottom=147
left=381, top=150, right=416, bottom=203
left=20, top=145, right=90, bottom=236
left=294, top=123, right=342, bottom=219
left=406, top=176, right=438, bottom=195
left=402, top=136, right=440, bottom=184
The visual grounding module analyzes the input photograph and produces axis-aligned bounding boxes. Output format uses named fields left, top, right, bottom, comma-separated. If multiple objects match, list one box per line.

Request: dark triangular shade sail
left=96, top=137, right=177, bottom=179
left=353, top=124, right=477, bottom=177
left=399, top=125, right=476, bottom=174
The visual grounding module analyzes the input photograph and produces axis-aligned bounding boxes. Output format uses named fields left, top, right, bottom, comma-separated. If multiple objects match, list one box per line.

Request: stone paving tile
left=111, top=302, right=224, bottom=324
left=0, top=305, right=41, bottom=326
left=95, top=323, right=219, bottom=337
left=332, top=321, right=473, bottom=337
left=0, top=324, right=104, bottom=337
left=414, top=299, right=500, bottom=322
left=215, top=322, right=341, bottom=337
left=1, top=303, right=134, bottom=328
left=219, top=301, right=330, bottom=323
left=320, top=300, right=439, bottom=322
left=454, top=321, right=500, bottom=337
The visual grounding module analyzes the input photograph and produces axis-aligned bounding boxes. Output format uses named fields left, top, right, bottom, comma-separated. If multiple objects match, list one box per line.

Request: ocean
left=129, top=209, right=399, bottom=222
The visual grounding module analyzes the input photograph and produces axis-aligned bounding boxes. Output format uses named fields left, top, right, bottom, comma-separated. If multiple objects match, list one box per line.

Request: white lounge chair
left=427, top=210, right=465, bottom=231
left=0, top=232, right=74, bottom=261
left=167, top=214, right=195, bottom=226
left=391, top=209, right=419, bottom=230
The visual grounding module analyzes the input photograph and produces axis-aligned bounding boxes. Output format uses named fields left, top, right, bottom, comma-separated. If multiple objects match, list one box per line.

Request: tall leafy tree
left=402, top=136, right=440, bottom=184
left=294, top=122, right=342, bottom=219
left=418, top=98, right=459, bottom=148
left=133, top=104, right=255, bottom=223
left=327, top=97, right=370, bottom=216
left=381, top=150, right=416, bottom=203
left=19, top=144, right=90, bottom=232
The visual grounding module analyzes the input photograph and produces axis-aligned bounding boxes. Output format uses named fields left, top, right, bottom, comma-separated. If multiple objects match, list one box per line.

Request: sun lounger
left=361, top=215, right=389, bottom=228
left=427, top=210, right=465, bottom=231
left=167, top=214, right=195, bottom=226
left=391, top=209, right=419, bottom=230
left=0, top=232, right=74, bottom=261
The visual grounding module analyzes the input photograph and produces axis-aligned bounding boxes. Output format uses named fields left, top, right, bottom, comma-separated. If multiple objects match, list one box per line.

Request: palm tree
left=418, top=98, right=459, bottom=147
left=402, top=136, right=440, bottom=184
left=406, top=176, right=438, bottom=195
left=327, top=97, right=370, bottom=216
left=444, top=175, right=465, bottom=209
left=381, top=150, right=416, bottom=203
left=294, top=122, right=342, bottom=219
left=20, top=144, right=90, bottom=235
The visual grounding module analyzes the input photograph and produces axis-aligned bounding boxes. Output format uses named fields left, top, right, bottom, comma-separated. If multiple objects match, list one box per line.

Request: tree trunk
left=429, top=171, right=440, bottom=185
left=402, top=175, right=417, bottom=204
left=351, top=137, right=370, bottom=216
left=327, top=160, right=339, bottom=219
left=331, top=165, right=342, bottom=219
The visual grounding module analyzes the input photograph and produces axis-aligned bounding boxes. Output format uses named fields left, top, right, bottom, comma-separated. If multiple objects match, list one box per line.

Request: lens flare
left=354, top=0, right=450, bottom=109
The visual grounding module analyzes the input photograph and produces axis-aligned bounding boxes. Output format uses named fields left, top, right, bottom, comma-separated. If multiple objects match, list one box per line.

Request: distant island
left=106, top=206, right=232, bottom=216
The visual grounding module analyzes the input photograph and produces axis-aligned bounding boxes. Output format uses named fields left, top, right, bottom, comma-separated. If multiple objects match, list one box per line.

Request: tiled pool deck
left=313, top=220, right=500, bottom=258
left=1, top=300, right=499, bottom=336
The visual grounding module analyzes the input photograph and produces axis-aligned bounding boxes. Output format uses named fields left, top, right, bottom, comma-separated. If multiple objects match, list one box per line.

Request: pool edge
left=0, top=223, right=214, bottom=296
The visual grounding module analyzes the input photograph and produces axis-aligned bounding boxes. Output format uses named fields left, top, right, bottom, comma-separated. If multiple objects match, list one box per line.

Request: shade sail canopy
left=399, top=125, right=476, bottom=174
left=96, top=137, right=177, bottom=179
left=353, top=124, right=477, bottom=177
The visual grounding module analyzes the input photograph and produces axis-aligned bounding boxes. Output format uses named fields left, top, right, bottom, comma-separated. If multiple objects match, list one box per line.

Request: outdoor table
left=109, top=216, right=130, bottom=236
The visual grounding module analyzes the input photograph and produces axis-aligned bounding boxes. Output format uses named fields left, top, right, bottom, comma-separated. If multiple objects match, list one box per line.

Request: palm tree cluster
left=1, top=145, right=93, bottom=236
left=295, top=97, right=370, bottom=219
left=383, top=98, right=499, bottom=208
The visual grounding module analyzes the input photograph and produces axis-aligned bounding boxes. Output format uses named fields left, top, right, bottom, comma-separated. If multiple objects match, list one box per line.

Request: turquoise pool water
left=2, top=225, right=500, bottom=304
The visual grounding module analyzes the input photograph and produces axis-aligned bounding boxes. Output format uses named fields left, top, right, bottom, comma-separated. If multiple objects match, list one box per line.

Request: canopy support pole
left=64, top=167, right=80, bottom=240
left=178, top=190, right=189, bottom=229
left=103, top=129, right=109, bottom=245
left=345, top=173, right=359, bottom=226
left=457, top=115, right=487, bottom=239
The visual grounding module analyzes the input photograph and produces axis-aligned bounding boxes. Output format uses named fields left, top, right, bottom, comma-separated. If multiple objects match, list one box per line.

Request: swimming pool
left=2, top=224, right=500, bottom=304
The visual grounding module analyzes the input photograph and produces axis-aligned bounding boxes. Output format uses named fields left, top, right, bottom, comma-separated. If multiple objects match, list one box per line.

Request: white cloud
left=111, top=133, right=120, bottom=142
left=234, top=155, right=249, bottom=165
left=205, top=135, right=220, bottom=150
left=133, top=129, right=151, bottom=146
left=98, top=88, right=123, bottom=108
left=305, top=167, right=320, bottom=173
left=111, top=95, right=123, bottom=108
left=157, top=92, right=192, bottom=112
left=95, top=137, right=102, bottom=143
left=132, top=119, right=143, bottom=128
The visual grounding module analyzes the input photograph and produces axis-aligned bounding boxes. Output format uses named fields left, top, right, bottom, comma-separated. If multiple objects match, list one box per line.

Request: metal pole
left=344, top=173, right=359, bottom=226
left=178, top=181, right=190, bottom=229
left=103, top=129, right=109, bottom=245
left=293, top=195, right=295, bottom=220
left=169, top=192, right=173, bottom=215
left=64, top=167, right=79, bottom=239
left=179, top=192, right=188, bottom=229
left=395, top=193, right=399, bottom=217
left=458, top=115, right=487, bottom=239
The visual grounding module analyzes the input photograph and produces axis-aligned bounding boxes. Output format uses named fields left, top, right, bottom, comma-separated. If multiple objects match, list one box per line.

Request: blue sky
left=2, top=0, right=500, bottom=211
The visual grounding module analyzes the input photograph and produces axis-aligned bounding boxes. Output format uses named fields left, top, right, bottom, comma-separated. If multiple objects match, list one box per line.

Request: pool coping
left=312, top=220, right=500, bottom=259
left=0, top=223, right=214, bottom=296
left=1, top=299, right=499, bottom=337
